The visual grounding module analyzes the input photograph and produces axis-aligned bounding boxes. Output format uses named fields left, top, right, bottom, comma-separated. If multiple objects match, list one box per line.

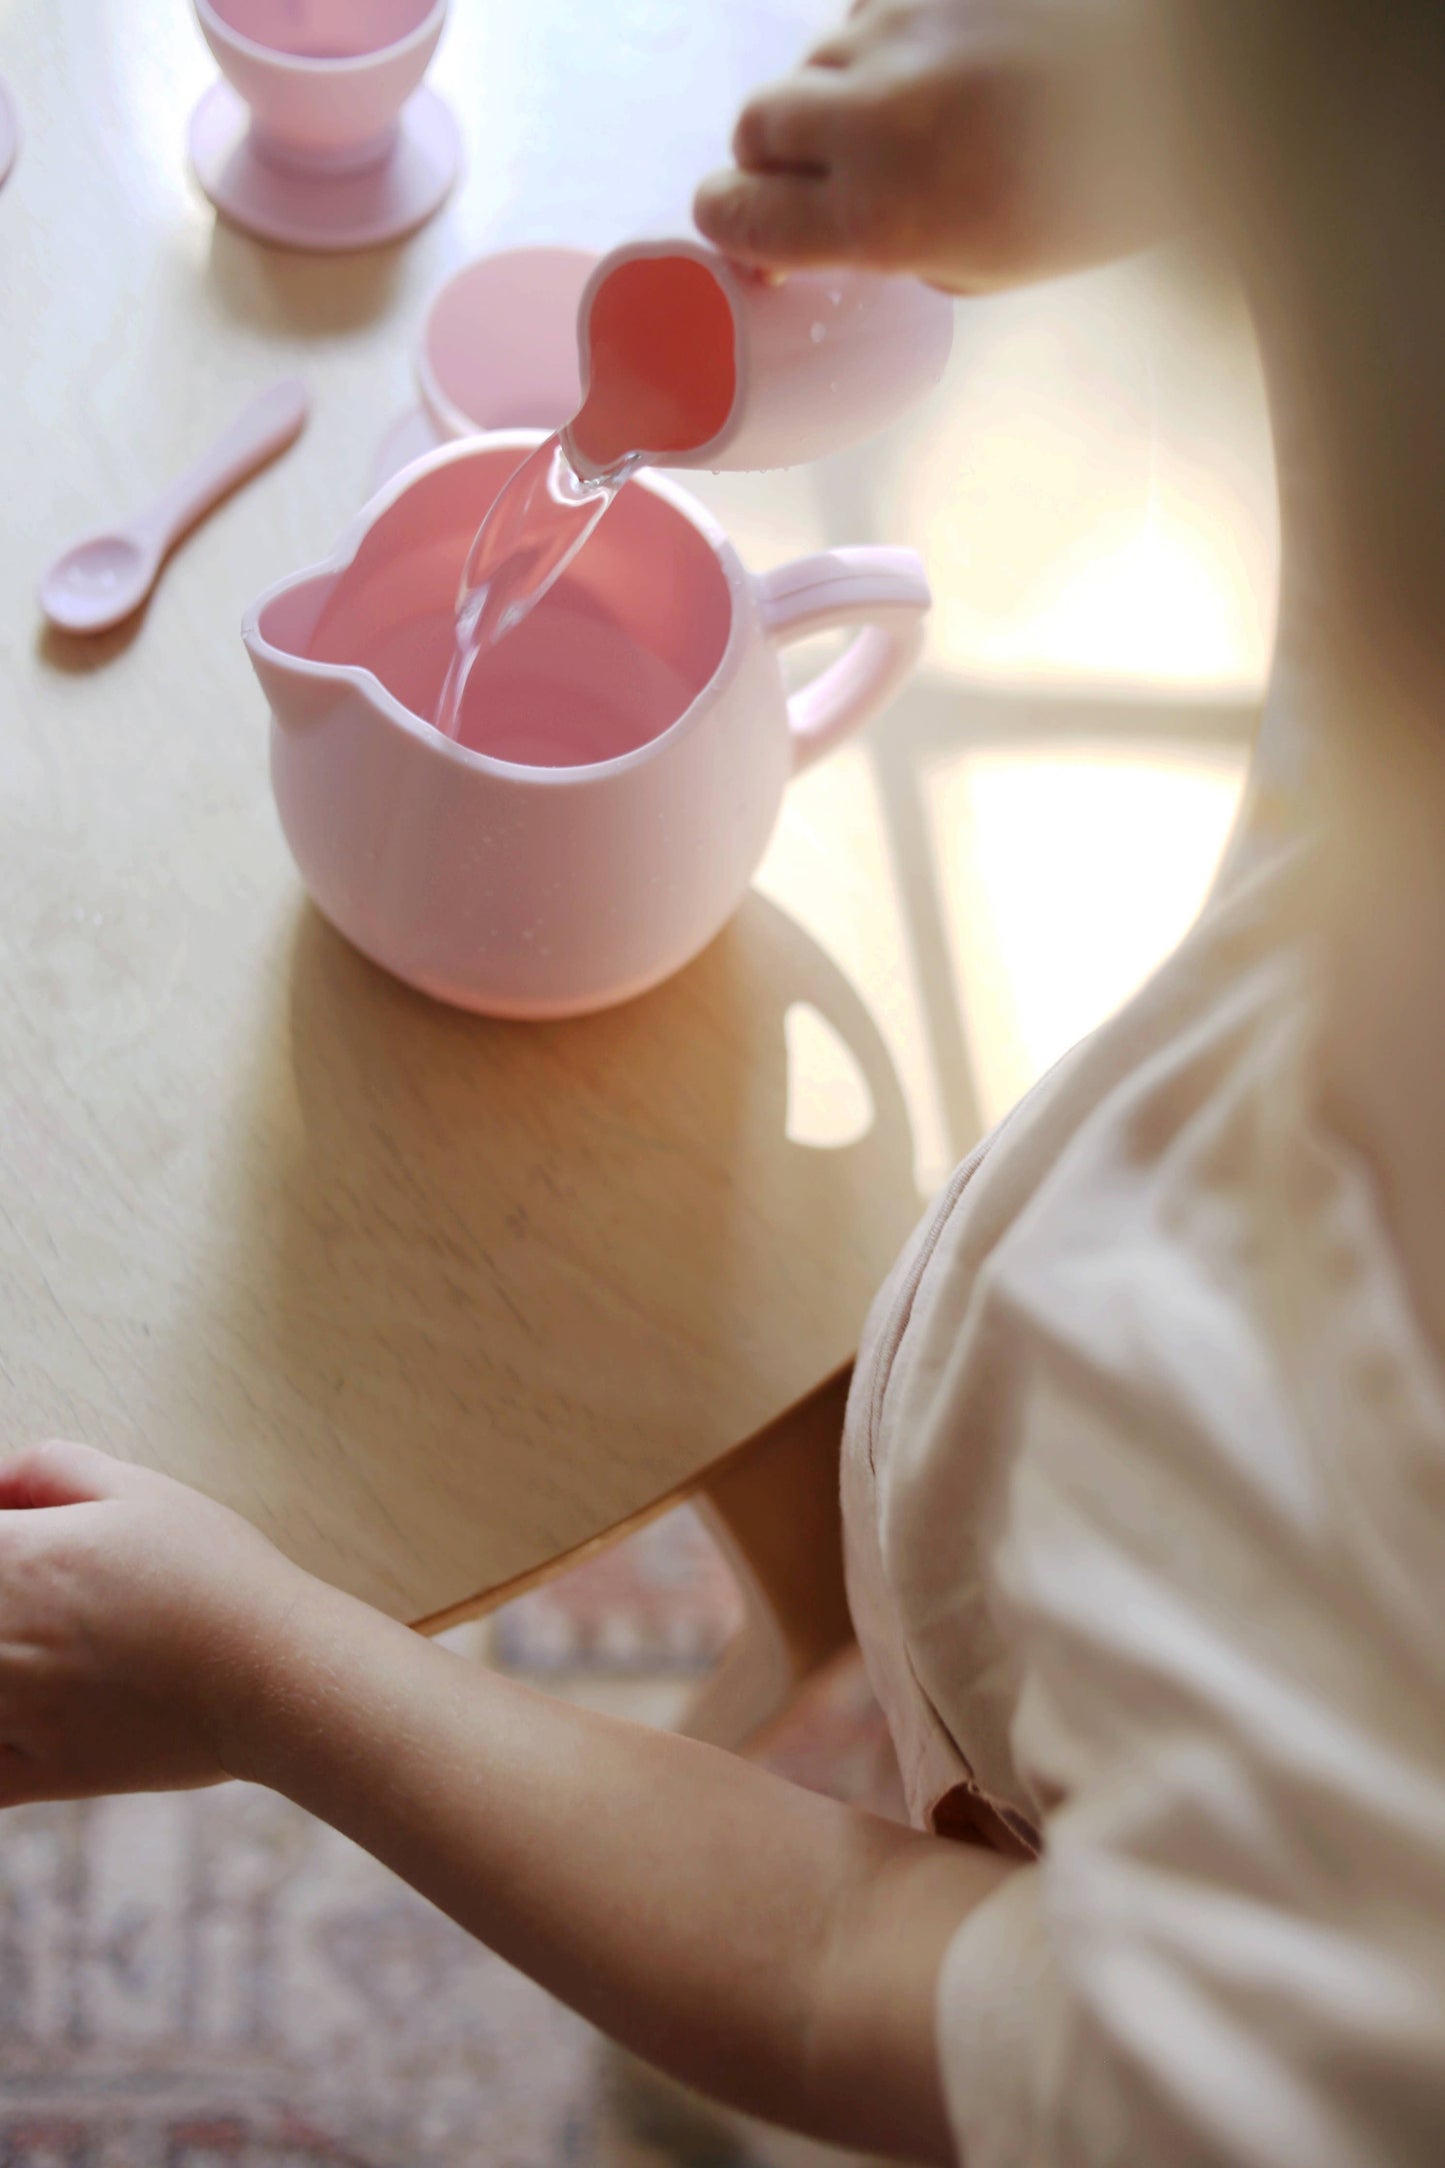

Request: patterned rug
left=0, top=1508, right=901, bottom=2167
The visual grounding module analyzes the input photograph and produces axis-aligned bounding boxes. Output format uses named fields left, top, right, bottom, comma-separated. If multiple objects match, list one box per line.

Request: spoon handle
left=137, top=378, right=310, bottom=555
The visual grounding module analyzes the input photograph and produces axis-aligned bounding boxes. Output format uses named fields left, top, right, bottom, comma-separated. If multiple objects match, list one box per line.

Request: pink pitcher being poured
left=433, top=239, right=954, bottom=738
left=566, top=238, right=955, bottom=477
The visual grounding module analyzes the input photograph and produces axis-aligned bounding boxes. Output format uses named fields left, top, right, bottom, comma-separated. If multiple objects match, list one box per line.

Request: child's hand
left=695, top=0, right=1175, bottom=292
left=0, top=1453, right=1016, bottom=2161
left=0, top=1439, right=307, bottom=1803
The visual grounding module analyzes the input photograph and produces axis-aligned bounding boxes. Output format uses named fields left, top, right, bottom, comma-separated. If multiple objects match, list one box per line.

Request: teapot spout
left=243, top=568, right=349, bottom=724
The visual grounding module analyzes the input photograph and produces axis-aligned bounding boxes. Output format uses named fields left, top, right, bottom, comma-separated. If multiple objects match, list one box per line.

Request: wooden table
left=0, top=0, right=1272, bottom=1671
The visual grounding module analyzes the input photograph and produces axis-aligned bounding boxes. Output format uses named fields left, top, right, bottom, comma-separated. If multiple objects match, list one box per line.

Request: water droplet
left=809, top=322, right=827, bottom=344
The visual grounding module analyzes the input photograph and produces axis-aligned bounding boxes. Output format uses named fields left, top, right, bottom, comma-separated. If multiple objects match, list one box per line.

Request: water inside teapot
left=433, top=434, right=636, bottom=742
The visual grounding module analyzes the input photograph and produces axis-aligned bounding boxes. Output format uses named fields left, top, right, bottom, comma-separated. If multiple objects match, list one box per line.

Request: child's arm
left=0, top=1441, right=1015, bottom=2163
left=694, top=0, right=1178, bottom=291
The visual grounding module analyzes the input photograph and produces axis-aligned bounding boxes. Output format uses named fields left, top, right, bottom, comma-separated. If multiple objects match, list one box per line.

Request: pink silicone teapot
left=244, top=434, right=929, bottom=1018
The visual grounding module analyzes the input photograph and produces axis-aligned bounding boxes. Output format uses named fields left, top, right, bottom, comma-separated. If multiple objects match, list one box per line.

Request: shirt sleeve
left=940, top=1777, right=1445, bottom=2168
left=937, top=1864, right=1059, bottom=2165
left=935, top=1724, right=1445, bottom=2168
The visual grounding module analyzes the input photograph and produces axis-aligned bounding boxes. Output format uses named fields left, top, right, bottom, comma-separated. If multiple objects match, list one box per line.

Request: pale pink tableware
left=188, top=0, right=460, bottom=251
left=419, top=246, right=599, bottom=438
left=371, top=246, right=600, bottom=494
left=40, top=379, right=309, bottom=635
left=567, top=238, right=955, bottom=478
left=0, top=75, right=17, bottom=190
left=244, top=432, right=929, bottom=1018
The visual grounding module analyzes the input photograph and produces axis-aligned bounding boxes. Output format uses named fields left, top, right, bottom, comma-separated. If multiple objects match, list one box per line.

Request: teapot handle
left=756, top=548, right=930, bottom=774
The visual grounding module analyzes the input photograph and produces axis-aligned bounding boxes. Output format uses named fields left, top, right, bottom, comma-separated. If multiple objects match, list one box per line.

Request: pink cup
left=243, top=433, right=930, bottom=1018
left=567, top=238, right=955, bottom=478
left=197, top=0, right=443, bottom=162
left=190, top=0, right=460, bottom=249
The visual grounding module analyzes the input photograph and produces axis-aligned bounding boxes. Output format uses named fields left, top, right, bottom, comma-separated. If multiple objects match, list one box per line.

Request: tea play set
left=24, top=0, right=955, bottom=1019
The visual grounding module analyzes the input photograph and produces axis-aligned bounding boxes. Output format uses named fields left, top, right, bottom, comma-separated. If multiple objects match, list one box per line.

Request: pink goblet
left=188, top=0, right=461, bottom=252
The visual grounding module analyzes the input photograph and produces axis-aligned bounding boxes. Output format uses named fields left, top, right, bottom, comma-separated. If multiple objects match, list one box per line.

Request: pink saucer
left=417, top=245, right=597, bottom=435
left=188, top=78, right=460, bottom=251
left=369, top=246, right=598, bottom=496
left=0, top=77, right=18, bottom=190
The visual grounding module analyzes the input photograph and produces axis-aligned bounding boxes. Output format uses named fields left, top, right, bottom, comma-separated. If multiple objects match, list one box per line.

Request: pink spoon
left=39, top=378, right=310, bottom=635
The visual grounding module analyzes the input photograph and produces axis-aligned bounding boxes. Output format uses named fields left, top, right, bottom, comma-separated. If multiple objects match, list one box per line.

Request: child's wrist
left=211, top=1563, right=430, bottom=1808
left=206, top=1559, right=355, bottom=1787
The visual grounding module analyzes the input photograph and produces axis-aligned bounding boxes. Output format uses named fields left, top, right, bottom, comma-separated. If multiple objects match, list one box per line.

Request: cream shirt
left=842, top=706, right=1445, bottom=2163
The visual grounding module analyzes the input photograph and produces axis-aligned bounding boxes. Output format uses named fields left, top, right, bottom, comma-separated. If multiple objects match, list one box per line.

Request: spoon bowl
left=40, top=533, right=158, bottom=634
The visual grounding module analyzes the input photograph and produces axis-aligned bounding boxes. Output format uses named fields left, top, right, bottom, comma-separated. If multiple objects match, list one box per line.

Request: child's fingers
left=0, top=1438, right=136, bottom=1510
left=0, top=1743, right=43, bottom=1812
left=693, top=168, right=853, bottom=269
left=806, top=26, right=862, bottom=71
left=731, top=72, right=850, bottom=173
